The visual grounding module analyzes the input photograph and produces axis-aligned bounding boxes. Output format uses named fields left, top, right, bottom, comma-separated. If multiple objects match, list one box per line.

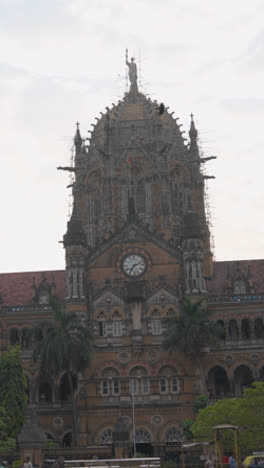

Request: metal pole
left=132, top=387, right=136, bottom=457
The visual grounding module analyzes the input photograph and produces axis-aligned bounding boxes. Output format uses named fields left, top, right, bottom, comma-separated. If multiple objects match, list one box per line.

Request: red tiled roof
left=206, top=259, right=264, bottom=295
left=1, top=260, right=264, bottom=305
left=0, top=270, right=66, bottom=306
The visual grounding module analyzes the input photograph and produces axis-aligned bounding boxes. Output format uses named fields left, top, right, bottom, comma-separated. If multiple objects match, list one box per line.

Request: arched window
left=216, top=320, right=226, bottom=340
left=228, top=320, right=239, bottom=341
left=255, top=318, right=264, bottom=339
left=134, top=428, right=152, bottom=443
left=159, top=366, right=179, bottom=395
left=97, top=312, right=107, bottom=337
left=130, top=166, right=146, bottom=215
left=234, top=365, right=253, bottom=396
left=101, top=368, right=120, bottom=397
left=165, top=427, right=182, bottom=445
left=112, top=311, right=122, bottom=337
left=62, top=432, right=72, bottom=447
left=241, top=319, right=251, bottom=340
left=151, top=309, right=161, bottom=335
left=9, top=328, right=19, bottom=346
left=207, top=366, right=230, bottom=396
left=170, top=167, right=187, bottom=215
left=100, top=429, right=113, bottom=445
left=129, top=366, right=149, bottom=395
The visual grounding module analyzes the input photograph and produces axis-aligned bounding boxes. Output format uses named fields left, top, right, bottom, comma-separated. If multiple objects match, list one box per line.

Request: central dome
left=70, top=60, right=204, bottom=250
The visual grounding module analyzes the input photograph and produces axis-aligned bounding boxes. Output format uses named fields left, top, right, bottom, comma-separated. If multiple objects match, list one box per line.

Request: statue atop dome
left=126, top=49, right=138, bottom=91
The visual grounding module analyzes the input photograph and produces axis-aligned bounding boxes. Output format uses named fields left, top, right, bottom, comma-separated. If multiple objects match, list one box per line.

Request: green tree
left=0, top=407, right=16, bottom=454
left=32, top=298, right=93, bottom=446
left=0, top=345, right=28, bottom=437
left=191, top=382, right=264, bottom=454
left=193, top=395, right=209, bottom=413
left=163, top=296, right=223, bottom=394
left=180, top=419, right=194, bottom=441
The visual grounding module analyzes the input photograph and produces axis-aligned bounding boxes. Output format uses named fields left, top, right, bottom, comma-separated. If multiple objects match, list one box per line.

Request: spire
left=74, top=121, right=82, bottom=153
left=189, top=113, right=198, bottom=151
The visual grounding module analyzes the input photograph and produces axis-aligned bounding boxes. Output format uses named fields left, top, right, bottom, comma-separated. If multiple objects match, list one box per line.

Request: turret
left=74, top=121, right=82, bottom=153
left=63, top=204, right=87, bottom=301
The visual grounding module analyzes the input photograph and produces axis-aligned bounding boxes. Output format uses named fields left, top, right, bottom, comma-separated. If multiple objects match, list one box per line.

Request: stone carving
left=126, top=49, right=137, bottom=87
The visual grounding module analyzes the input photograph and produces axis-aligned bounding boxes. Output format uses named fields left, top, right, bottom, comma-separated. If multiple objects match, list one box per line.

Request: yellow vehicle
left=242, top=454, right=264, bottom=468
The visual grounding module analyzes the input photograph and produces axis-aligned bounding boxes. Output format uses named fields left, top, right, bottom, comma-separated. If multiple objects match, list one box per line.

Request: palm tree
left=163, top=296, right=223, bottom=395
left=32, top=298, right=93, bottom=446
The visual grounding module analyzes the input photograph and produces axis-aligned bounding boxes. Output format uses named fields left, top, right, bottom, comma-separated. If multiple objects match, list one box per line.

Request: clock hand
left=129, top=262, right=142, bottom=273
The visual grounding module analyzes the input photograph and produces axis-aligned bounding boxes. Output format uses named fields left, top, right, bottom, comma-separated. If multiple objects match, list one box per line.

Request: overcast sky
left=1, top=0, right=264, bottom=273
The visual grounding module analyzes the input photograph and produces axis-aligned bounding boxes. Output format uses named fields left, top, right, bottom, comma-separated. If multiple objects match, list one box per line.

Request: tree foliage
left=0, top=407, right=16, bottom=454
left=0, top=345, right=27, bottom=438
left=192, top=382, right=264, bottom=454
left=193, top=395, right=209, bottom=413
left=163, top=297, right=223, bottom=393
left=32, top=298, right=93, bottom=446
left=180, top=419, right=194, bottom=441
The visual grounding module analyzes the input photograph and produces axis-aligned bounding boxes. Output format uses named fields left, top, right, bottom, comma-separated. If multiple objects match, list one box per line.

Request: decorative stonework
left=118, top=352, right=130, bottom=363
left=151, top=415, right=163, bottom=426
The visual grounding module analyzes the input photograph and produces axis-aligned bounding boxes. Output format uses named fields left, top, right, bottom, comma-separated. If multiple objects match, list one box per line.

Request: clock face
left=122, top=254, right=146, bottom=277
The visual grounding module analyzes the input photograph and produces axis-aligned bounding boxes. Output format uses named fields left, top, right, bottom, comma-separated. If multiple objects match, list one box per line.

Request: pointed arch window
left=130, top=166, right=146, bottom=215
left=170, top=167, right=187, bottom=215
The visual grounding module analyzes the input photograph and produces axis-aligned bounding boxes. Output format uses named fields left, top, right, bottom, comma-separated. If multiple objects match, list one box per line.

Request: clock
left=122, top=254, right=146, bottom=277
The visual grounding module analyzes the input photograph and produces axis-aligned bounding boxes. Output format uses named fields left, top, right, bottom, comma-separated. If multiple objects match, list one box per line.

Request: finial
left=74, top=121, right=82, bottom=152
left=189, top=113, right=198, bottom=148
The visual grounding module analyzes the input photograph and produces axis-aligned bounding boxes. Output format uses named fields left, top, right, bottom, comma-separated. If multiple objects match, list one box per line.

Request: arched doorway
left=241, top=319, right=251, bottom=340
left=62, top=432, right=72, bottom=447
left=233, top=365, right=253, bottom=395
left=133, top=428, right=153, bottom=456
left=208, top=366, right=230, bottom=396
left=228, top=320, right=239, bottom=341
left=255, top=319, right=264, bottom=339
left=216, top=320, right=226, bottom=340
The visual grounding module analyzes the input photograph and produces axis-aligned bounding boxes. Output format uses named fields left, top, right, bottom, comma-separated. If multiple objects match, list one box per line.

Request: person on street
left=23, top=457, right=33, bottom=468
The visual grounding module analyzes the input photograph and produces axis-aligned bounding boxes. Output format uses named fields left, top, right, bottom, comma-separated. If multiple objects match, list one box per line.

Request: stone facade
left=0, top=62, right=264, bottom=457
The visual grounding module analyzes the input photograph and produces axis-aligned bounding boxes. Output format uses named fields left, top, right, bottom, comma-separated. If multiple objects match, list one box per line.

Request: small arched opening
left=216, top=320, right=226, bottom=340
left=241, top=319, right=251, bottom=340
left=207, top=366, right=230, bottom=396
left=255, top=318, right=264, bottom=339
left=228, top=320, right=239, bottom=341
left=62, top=432, right=72, bottom=448
left=233, top=365, right=253, bottom=396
